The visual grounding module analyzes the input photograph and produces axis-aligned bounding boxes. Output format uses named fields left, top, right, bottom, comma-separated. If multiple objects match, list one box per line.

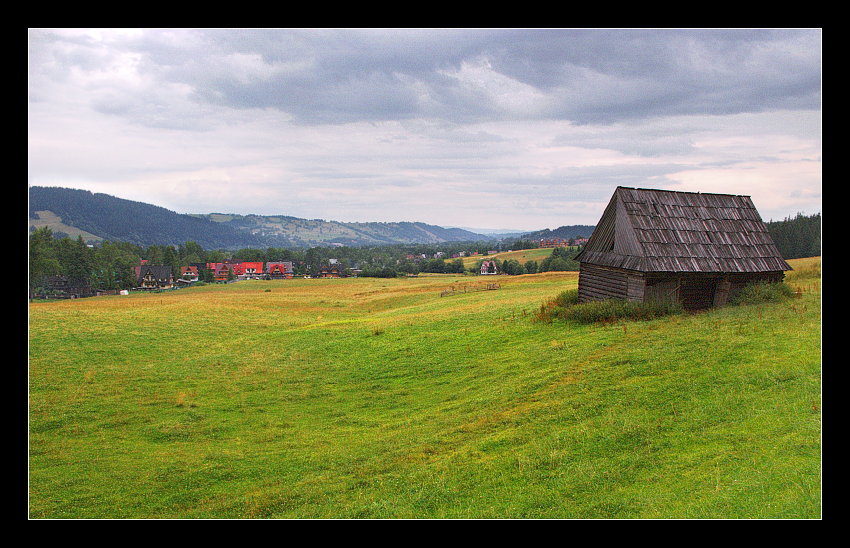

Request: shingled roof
left=137, top=265, right=174, bottom=283
left=575, top=187, right=792, bottom=273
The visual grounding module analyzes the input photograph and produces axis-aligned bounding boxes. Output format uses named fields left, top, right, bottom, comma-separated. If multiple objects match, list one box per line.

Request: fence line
left=440, top=282, right=501, bottom=297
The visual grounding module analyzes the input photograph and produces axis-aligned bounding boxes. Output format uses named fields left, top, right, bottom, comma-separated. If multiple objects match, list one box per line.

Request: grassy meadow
left=460, top=247, right=555, bottom=269
left=28, top=258, right=821, bottom=518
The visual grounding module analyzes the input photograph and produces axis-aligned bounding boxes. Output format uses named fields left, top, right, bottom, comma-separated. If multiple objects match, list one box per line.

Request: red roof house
left=207, top=263, right=234, bottom=281
left=231, top=262, right=264, bottom=279
left=180, top=266, right=199, bottom=281
left=267, top=261, right=295, bottom=279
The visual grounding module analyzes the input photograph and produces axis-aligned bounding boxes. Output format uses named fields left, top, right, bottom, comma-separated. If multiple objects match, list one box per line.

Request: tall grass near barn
left=28, top=260, right=821, bottom=518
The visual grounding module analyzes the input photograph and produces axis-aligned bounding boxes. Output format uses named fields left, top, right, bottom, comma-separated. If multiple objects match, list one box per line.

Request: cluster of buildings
left=539, top=238, right=588, bottom=248
left=193, top=261, right=297, bottom=282
left=37, top=259, right=337, bottom=298
left=135, top=260, right=307, bottom=290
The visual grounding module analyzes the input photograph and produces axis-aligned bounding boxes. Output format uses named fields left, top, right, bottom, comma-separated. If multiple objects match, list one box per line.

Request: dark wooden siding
left=643, top=271, right=785, bottom=308
left=578, top=264, right=645, bottom=302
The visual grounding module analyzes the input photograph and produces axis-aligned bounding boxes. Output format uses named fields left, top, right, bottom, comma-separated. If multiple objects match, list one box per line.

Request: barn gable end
left=575, top=187, right=791, bottom=309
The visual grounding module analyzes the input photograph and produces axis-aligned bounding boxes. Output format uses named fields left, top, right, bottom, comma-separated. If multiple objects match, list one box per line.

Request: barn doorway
left=680, top=278, right=718, bottom=310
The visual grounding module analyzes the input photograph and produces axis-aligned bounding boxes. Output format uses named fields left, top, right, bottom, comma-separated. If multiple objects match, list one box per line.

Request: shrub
left=559, top=298, right=682, bottom=324
left=534, top=289, right=577, bottom=323
left=535, top=289, right=681, bottom=324
left=552, top=288, right=579, bottom=308
left=730, top=281, right=796, bottom=306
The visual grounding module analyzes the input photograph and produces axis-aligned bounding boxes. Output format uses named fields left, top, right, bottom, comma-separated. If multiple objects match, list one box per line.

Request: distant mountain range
left=184, top=212, right=492, bottom=248
left=29, top=186, right=596, bottom=249
left=27, top=187, right=484, bottom=249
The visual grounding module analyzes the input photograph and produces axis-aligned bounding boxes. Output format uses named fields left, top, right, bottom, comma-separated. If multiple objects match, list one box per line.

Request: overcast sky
left=28, top=28, right=822, bottom=231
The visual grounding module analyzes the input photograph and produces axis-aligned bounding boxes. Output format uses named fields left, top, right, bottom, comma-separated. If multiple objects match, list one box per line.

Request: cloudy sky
left=28, top=28, right=822, bottom=232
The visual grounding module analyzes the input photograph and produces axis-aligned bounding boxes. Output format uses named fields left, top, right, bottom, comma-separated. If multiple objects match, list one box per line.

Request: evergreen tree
left=29, top=227, right=60, bottom=295
left=93, top=241, right=140, bottom=290
left=179, top=241, right=206, bottom=264
left=767, top=213, right=821, bottom=259
left=56, top=236, right=94, bottom=284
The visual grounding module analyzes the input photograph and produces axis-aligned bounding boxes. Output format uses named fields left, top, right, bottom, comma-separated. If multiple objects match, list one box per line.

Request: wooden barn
left=575, top=187, right=792, bottom=310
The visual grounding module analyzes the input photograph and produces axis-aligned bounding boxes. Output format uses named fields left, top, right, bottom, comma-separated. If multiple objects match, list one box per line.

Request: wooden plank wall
left=578, top=264, right=644, bottom=302
left=579, top=264, right=786, bottom=306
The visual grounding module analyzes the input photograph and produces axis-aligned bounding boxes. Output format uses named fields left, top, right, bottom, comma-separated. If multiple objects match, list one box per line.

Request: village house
left=480, top=260, right=499, bottom=275
left=137, top=265, right=175, bottom=290
left=575, top=187, right=792, bottom=310
left=232, top=261, right=264, bottom=280
left=266, top=261, right=294, bottom=279
left=180, top=266, right=199, bottom=282
left=540, top=238, right=570, bottom=248
left=206, top=262, right=234, bottom=282
left=40, top=275, right=94, bottom=299
left=317, top=264, right=343, bottom=278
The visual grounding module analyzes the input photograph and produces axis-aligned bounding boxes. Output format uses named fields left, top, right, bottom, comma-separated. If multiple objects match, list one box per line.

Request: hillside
left=28, top=187, right=492, bottom=249
left=28, top=258, right=820, bottom=518
left=29, top=187, right=265, bottom=250
left=29, top=209, right=103, bottom=243
left=191, top=212, right=489, bottom=247
left=522, top=224, right=596, bottom=241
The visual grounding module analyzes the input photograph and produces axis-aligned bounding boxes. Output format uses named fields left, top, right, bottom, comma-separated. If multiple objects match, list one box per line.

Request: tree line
left=766, top=212, right=821, bottom=260
left=29, top=228, right=578, bottom=296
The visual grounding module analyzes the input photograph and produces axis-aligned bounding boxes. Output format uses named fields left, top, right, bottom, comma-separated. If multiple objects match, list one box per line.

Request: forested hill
left=521, top=225, right=596, bottom=241
left=29, top=187, right=266, bottom=249
left=28, top=186, right=490, bottom=249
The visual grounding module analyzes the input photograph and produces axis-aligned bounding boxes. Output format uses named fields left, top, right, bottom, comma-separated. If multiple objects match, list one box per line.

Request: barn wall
left=644, top=271, right=786, bottom=308
left=644, top=277, right=680, bottom=304
left=581, top=267, right=787, bottom=309
left=578, top=264, right=645, bottom=302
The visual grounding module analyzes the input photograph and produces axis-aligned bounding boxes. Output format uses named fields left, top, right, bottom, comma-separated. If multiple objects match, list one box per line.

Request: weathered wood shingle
left=576, top=187, right=791, bottom=273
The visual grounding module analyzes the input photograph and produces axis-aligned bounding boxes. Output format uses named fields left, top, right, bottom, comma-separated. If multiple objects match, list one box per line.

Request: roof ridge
left=616, top=186, right=752, bottom=199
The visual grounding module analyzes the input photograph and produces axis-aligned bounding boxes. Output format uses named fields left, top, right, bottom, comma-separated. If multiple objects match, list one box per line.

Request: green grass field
left=461, top=247, right=556, bottom=269
left=28, top=258, right=821, bottom=518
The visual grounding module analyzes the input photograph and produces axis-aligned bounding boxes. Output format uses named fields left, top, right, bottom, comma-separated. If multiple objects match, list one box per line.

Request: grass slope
left=29, top=210, right=103, bottom=242
left=461, top=247, right=556, bottom=269
left=28, top=259, right=821, bottom=518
